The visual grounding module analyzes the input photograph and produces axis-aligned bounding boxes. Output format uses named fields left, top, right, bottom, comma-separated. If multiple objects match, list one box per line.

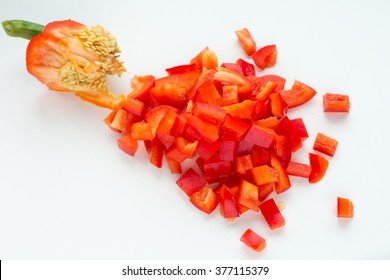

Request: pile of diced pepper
left=104, top=28, right=352, bottom=253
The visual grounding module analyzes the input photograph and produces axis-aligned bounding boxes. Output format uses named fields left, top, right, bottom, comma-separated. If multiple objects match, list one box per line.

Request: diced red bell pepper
left=176, top=168, right=207, bottom=197
left=193, top=78, right=222, bottom=106
left=286, top=162, right=312, bottom=178
left=273, top=134, right=292, bottom=164
left=308, top=153, right=329, bottom=183
left=165, top=154, right=182, bottom=174
left=190, top=186, right=219, bottom=214
left=127, top=75, right=156, bottom=102
left=151, top=71, right=200, bottom=108
left=219, top=184, right=240, bottom=220
left=280, top=80, right=317, bottom=108
left=104, top=110, right=120, bottom=132
left=337, top=197, right=354, bottom=218
left=275, top=116, right=302, bottom=152
left=166, top=137, right=197, bottom=163
left=149, top=138, right=164, bottom=168
left=256, top=81, right=276, bottom=101
left=130, top=121, right=154, bottom=140
left=234, top=154, right=254, bottom=176
left=236, top=58, right=256, bottom=76
left=269, top=92, right=288, bottom=118
left=109, top=109, right=136, bottom=134
left=117, top=134, right=138, bottom=157
left=250, top=145, right=271, bottom=167
left=219, top=134, right=238, bottom=162
left=145, top=105, right=179, bottom=136
left=313, top=132, right=338, bottom=157
left=203, top=153, right=233, bottom=178
left=202, top=49, right=219, bottom=69
left=238, top=180, right=259, bottom=211
left=254, top=116, right=279, bottom=129
left=323, top=93, right=351, bottom=113
left=271, top=155, right=291, bottom=194
left=243, top=124, right=275, bottom=149
left=248, top=74, right=286, bottom=93
left=196, top=139, right=220, bottom=161
left=259, top=198, right=285, bottom=230
left=214, top=67, right=251, bottom=91
left=221, top=85, right=239, bottom=106
left=185, top=114, right=220, bottom=143
left=123, top=98, right=145, bottom=117
left=252, top=45, right=277, bottom=70
left=230, top=185, right=249, bottom=214
left=156, top=109, right=178, bottom=149
left=235, top=28, right=257, bottom=56
left=223, top=99, right=257, bottom=120
left=252, top=100, right=271, bottom=121
left=192, top=102, right=226, bottom=126
left=258, top=183, right=274, bottom=202
left=290, top=118, right=309, bottom=141
left=190, top=47, right=209, bottom=71
left=165, top=63, right=199, bottom=75
left=240, top=228, right=266, bottom=252
left=220, top=62, right=244, bottom=75
left=252, top=165, right=279, bottom=186
left=221, top=114, right=251, bottom=141
left=170, top=113, right=187, bottom=137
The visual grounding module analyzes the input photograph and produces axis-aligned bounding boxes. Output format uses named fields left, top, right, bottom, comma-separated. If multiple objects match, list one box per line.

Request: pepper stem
left=2, top=20, right=44, bottom=40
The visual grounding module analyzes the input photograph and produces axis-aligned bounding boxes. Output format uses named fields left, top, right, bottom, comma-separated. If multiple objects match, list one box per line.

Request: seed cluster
left=59, top=25, right=125, bottom=92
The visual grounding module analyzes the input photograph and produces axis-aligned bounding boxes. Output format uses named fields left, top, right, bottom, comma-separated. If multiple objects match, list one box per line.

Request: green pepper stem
left=2, top=20, right=44, bottom=40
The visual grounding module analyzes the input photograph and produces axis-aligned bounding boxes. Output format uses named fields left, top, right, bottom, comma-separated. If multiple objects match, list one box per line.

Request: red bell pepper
left=252, top=165, right=279, bottom=186
left=235, top=28, right=257, bottom=56
left=149, top=138, right=164, bottom=168
left=252, top=45, right=278, bottom=70
left=280, top=80, right=317, bottom=108
left=275, top=116, right=302, bottom=152
left=165, top=63, right=199, bottom=75
left=323, top=93, right=351, bottom=113
left=238, top=180, right=259, bottom=211
left=290, top=118, right=309, bottom=141
left=234, top=154, right=254, bottom=177
left=240, top=228, right=266, bottom=252
left=192, top=102, right=226, bottom=126
left=108, top=109, right=136, bottom=134
left=337, top=197, right=354, bottom=218
left=258, top=183, right=273, bottom=202
left=203, top=153, right=233, bottom=178
left=313, top=132, right=338, bottom=157
left=271, top=155, right=291, bottom=194
left=123, top=98, right=145, bottom=117
left=219, top=184, right=240, bottom=220
left=286, top=162, right=311, bottom=178
left=193, top=78, right=222, bottom=106
left=117, top=134, right=138, bottom=157
left=202, top=49, right=219, bottom=70
left=243, top=124, right=275, bottom=149
left=190, top=186, right=219, bottom=214
left=269, top=92, right=288, bottom=118
left=219, top=134, right=238, bottom=162
left=176, top=168, right=207, bottom=197
left=7, top=19, right=127, bottom=109
left=308, top=153, right=329, bottom=183
left=259, top=198, right=285, bottom=230
left=221, top=85, right=239, bottom=106
left=127, top=75, right=156, bottom=102
left=250, top=145, right=271, bottom=167
left=236, top=58, right=256, bottom=76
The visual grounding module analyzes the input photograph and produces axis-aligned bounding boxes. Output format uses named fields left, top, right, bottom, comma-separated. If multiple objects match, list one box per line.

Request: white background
left=0, top=0, right=389, bottom=260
